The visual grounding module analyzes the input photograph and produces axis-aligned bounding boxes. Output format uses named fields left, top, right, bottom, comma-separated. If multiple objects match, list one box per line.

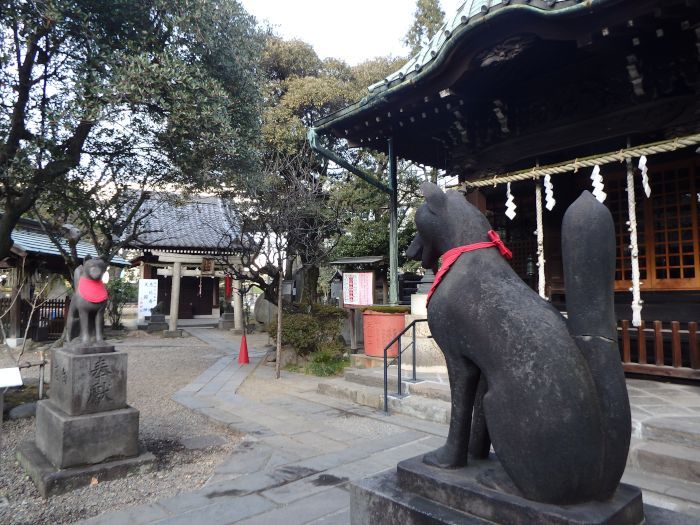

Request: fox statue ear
left=421, top=182, right=446, bottom=213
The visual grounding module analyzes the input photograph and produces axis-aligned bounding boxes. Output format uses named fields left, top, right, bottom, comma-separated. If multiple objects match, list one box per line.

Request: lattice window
left=650, top=166, right=698, bottom=283
left=608, top=160, right=700, bottom=291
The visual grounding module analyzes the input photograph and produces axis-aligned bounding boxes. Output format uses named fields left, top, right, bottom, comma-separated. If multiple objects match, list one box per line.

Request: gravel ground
left=0, top=331, right=243, bottom=525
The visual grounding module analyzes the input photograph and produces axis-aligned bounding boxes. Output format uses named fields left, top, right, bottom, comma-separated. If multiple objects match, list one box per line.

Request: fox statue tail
left=562, top=190, right=632, bottom=500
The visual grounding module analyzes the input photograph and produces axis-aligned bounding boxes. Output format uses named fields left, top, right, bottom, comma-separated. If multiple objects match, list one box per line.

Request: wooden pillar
left=9, top=285, right=21, bottom=339
left=233, top=279, right=244, bottom=332
left=466, top=189, right=487, bottom=213
left=168, top=261, right=182, bottom=332
left=349, top=308, right=358, bottom=351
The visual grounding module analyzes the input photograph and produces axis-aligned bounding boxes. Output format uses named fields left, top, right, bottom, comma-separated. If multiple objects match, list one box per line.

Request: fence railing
left=383, top=318, right=428, bottom=413
left=619, top=320, right=700, bottom=380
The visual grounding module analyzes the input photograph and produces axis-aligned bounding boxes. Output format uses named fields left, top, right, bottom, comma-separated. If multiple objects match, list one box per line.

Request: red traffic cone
left=238, top=334, right=250, bottom=365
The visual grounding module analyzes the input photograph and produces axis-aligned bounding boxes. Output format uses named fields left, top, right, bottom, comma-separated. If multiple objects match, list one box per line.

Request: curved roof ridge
left=366, top=0, right=575, bottom=94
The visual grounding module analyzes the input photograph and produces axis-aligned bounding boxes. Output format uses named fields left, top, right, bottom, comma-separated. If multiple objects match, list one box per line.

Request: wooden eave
left=314, top=0, right=700, bottom=175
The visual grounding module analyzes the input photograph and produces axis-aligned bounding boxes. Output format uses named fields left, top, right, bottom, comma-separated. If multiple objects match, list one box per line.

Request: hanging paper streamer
left=638, top=155, right=651, bottom=197
left=505, top=182, right=517, bottom=220
left=543, top=174, right=556, bottom=211
left=590, top=165, right=607, bottom=203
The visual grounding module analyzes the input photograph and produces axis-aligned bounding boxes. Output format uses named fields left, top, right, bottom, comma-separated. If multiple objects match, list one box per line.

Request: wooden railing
left=619, top=320, right=700, bottom=380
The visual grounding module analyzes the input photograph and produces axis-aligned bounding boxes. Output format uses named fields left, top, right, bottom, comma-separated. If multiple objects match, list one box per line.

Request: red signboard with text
left=342, top=272, right=374, bottom=306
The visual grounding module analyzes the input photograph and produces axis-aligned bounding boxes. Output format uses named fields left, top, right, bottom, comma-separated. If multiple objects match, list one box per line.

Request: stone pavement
left=77, top=328, right=700, bottom=525
left=78, top=328, right=448, bottom=525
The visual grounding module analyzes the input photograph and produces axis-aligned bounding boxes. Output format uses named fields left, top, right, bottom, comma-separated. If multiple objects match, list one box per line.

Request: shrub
left=268, top=313, right=320, bottom=355
left=268, top=304, right=347, bottom=356
left=106, top=278, right=137, bottom=329
left=306, top=344, right=349, bottom=377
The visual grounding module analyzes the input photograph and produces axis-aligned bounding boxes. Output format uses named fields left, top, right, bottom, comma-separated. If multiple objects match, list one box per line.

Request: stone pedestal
left=50, top=349, right=127, bottom=415
left=19, top=345, right=154, bottom=496
left=36, top=403, right=139, bottom=468
left=146, top=314, right=168, bottom=333
left=351, top=455, right=646, bottom=525
left=218, top=312, right=236, bottom=330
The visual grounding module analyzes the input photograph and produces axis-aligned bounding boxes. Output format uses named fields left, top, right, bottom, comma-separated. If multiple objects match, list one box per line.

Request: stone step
left=348, top=355, right=384, bottom=369
left=344, top=368, right=393, bottom=389
left=317, top=380, right=450, bottom=425
left=407, top=380, right=451, bottom=403
left=343, top=368, right=452, bottom=403
left=622, top=468, right=700, bottom=516
left=631, top=441, right=700, bottom=484
left=642, top=416, right=700, bottom=449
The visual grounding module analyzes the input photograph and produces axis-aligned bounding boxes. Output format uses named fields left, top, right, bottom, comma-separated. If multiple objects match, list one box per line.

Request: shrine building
left=313, top=0, right=700, bottom=380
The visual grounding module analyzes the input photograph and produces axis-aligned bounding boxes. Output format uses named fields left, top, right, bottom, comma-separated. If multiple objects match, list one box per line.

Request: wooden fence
left=0, top=297, right=68, bottom=341
left=619, top=320, right=700, bottom=380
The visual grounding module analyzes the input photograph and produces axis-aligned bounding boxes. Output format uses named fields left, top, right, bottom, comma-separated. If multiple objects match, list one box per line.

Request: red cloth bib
left=426, top=230, right=512, bottom=305
left=78, top=277, right=108, bottom=303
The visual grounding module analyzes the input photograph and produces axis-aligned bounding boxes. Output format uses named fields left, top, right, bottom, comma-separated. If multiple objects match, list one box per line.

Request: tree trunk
left=0, top=207, right=21, bottom=260
left=275, top=270, right=283, bottom=379
left=284, top=256, right=294, bottom=280
left=300, top=264, right=319, bottom=304
left=263, top=275, right=280, bottom=305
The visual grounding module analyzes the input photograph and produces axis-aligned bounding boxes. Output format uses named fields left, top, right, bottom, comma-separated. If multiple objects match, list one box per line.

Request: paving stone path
left=78, top=328, right=448, bottom=525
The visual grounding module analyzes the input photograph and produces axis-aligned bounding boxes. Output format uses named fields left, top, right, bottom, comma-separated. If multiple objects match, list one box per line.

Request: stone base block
left=5, top=337, right=25, bottom=348
left=50, top=349, right=127, bottom=415
left=36, top=401, right=139, bottom=469
left=146, top=322, right=169, bottom=333
left=163, top=329, right=183, bottom=338
left=62, top=342, right=116, bottom=355
left=17, top=440, right=155, bottom=497
left=351, top=455, right=646, bottom=525
left=218, top=321, right=236, bottom=330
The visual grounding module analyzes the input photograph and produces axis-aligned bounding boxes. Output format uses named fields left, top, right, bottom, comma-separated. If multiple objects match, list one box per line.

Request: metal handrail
left=383, top=318, right=428, bottom=413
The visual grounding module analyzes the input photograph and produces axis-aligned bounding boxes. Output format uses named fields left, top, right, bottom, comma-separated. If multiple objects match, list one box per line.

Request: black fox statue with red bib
left=406, top=182, right=631, bottom=505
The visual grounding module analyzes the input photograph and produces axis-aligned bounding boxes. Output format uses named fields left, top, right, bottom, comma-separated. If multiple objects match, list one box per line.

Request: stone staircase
left=318, top=365, right=700, bottom=515
left=318, top=365, right=451, bottom=424
left=624, top=416, right=700, bottom=514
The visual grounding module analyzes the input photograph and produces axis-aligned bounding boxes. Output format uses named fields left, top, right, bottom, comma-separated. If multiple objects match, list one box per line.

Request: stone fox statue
left=406, top=183, right=631, bottom=505
left=67, top=256, right=108, bottom=344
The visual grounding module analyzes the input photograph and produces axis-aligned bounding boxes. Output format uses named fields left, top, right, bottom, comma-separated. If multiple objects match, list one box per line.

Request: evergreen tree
left=0, top=0, right=263, bottom=259
left=404, top=0, right=446, bottom=55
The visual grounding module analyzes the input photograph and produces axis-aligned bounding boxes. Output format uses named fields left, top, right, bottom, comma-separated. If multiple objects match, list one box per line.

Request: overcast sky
left=239, top=0, right=465, bottom=65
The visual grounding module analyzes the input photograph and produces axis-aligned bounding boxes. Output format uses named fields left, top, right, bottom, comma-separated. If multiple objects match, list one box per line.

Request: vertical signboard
left=342, top=272, right=374, bottom=306
left=137, top=279, right=159, bottom=319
